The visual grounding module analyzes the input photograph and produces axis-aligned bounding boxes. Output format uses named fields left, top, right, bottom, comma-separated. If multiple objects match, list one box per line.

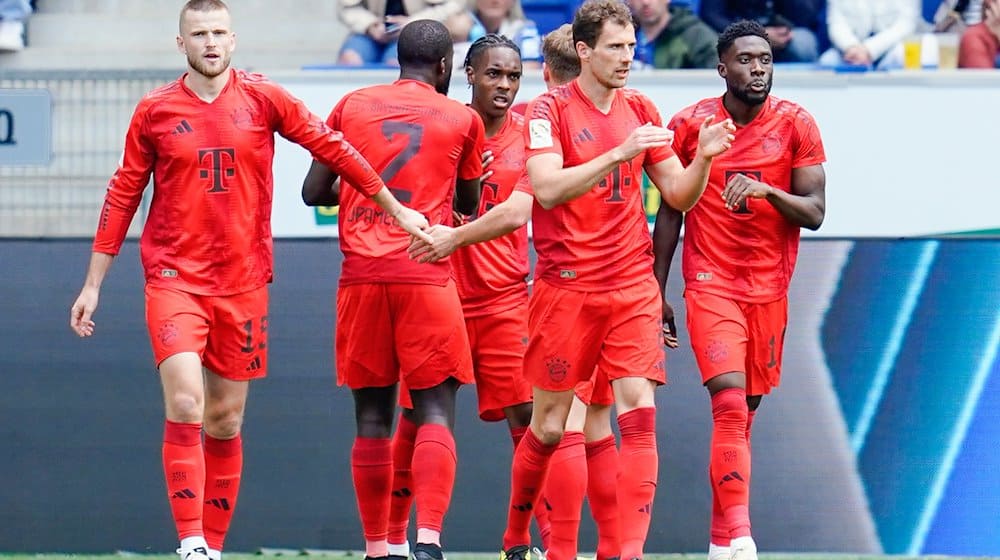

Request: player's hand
left=407, top=224, right=460, bottom=263
left=722, top=172, right=774, bottom=211
left=481, top=150, right=495, bottom=182
left=70, top=286, right=99, bottom=337
left=662, top=298, right=679, bottom=348
left=392, top=205, right=433, bottom=244
left=614, top=123, right=673, bottom=162
left=695, top=115, right=736, bottom=159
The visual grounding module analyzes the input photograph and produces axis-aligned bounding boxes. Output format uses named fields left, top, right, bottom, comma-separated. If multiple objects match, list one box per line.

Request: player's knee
left=612, top=378, right=656, bottom=411
left=165, top=393, right=203, bottom=423
left=711, top=388, right=748, bottom=432
left=204, top=409, right=243, bottom=439
left=534, top=417, right=566, bottom=445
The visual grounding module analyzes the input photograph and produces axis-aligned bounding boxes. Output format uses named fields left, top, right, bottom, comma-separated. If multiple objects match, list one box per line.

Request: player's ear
left=717, top=60, right=726, bottom=79
left=465, top=64, right=475, bottom=86
left=176, top=35, right=185, bottom=55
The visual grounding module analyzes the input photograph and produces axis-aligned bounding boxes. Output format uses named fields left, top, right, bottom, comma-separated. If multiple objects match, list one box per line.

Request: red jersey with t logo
left=669, top=95, right=826, bottom=303
left=332, top=79, right=486, bottom=286
left=524, top=79, right=674, bottom=291
left=452, top=111, right=530, bottom=317
left=92, top=68, right=384, bottom=296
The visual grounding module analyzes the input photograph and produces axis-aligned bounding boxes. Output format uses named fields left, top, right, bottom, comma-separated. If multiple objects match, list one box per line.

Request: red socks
left=710, top=389, right=751, bottom=539
left=545, top=431, right=587, bottom=560
left=203, top=434, right=243, bottom=551
left=163, top=421, right=205, bottom=541
left=412, top=423, right=457, bottom=534
left=512, top=426, right=552, bottom=550
left=617, top=407, right=657, bottom=560
left=585, top=435, right=620, bottom=560
left=352, top=437, right=393, bottom=542
left=503, top=428, right=557, bottom=549
left=389, top=413, right=418, bottom=546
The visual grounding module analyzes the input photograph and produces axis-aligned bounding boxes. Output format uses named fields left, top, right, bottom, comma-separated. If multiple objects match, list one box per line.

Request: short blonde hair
left=179, top=0, right=230, bottom=32
left=542, top=24, right=580, bottom=83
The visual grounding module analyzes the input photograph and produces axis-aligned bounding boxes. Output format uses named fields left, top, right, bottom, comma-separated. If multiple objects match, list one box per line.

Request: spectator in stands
left=628, top=0, right=719, bottom=68
left=0, top=0, right=32, bottom=52
left=337, top=0, right=465, bottom=66
left=447, top=0, right=541, bottom=68
left=700, top=0, right=823, bottom=62
left=818, top=0, right=919, bottom=69
left=933, top=0, right=983, bottom=33
left=959, top=0, right=1000, bottom=67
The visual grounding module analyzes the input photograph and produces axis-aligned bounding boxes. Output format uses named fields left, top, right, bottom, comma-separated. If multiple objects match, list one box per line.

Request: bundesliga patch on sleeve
left=528, top=119, right=553, bottom=149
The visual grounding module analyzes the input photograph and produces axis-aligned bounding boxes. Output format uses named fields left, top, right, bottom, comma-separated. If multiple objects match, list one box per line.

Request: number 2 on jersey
left=380, top=121, right=424, bottom=202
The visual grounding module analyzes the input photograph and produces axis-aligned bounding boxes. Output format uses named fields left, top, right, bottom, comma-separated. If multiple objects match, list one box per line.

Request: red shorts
left=573, top=368, right=613, bottom=406
left=336, top=281, right=474, bottom=390
left=145, top=284, right=269, bottom=381
left=524, top=276, right=666, bottom=393
left=466, top=303, right=533, bottom=421
left=685, top=290, right=788, bottom=396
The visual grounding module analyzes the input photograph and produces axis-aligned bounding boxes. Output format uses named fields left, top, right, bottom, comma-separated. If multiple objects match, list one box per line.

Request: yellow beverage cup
left=903, top=34, right=922, bottom=70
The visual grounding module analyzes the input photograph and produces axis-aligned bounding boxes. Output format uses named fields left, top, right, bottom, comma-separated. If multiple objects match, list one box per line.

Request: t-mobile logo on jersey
left=198, top=148, right=236, bottom=193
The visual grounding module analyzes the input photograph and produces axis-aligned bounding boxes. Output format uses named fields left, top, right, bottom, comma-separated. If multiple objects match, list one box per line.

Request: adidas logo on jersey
left=172, top=120, right=194, bottom=134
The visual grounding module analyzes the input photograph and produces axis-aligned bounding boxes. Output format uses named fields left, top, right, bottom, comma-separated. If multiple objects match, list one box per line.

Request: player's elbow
left=301, top=177, right=339, bottom=207
left=803, top=212, right=824, bottom=231
left=534, top=188, right=560, bottom=210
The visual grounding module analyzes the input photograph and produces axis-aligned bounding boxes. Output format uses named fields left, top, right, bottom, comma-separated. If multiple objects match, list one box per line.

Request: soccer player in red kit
left=657, top=20, right=827, bottom=560
left=390, top=32, right=551, bottom=556
left=300, top=19, right=484, bottom=560
left=499, top=2, right=736, bottom=560
left=68, top=3, right=428, bottom=560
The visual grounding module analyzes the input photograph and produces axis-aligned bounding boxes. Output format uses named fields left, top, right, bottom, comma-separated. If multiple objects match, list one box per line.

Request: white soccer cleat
left=708, top=543, right=730, bottom=560
left=177, top=546, right=211, bottom=560
left=727, top=536, right=758, bottom=560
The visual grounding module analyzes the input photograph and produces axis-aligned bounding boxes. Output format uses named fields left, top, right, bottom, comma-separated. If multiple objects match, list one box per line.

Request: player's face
left=177, top=8, right=235, bottom=79
left=627, top=0, right=669, bottom=28
left=719, top=36, right=773, bottom=106
left=580, top=21, right=636, bottom=90
left=468, top=46, right=522, bottom=120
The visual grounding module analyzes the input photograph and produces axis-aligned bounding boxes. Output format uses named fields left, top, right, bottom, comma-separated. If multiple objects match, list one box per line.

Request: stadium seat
left=522, top=0, right=581, bottom=36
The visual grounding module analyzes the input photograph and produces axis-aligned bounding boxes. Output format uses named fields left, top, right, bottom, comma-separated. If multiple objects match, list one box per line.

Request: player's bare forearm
left=529, top=151, right=623, bottom=210
left=83, top=252, right=115, bottom=290
left=454, top=177, right=481, bottom=216
left=652, top=203, right=683, bottom=294
left=370, top=187, right=407, bottom=217
left=301, top=160, right=341, bottom=207
left=669, top=152, right=713, bottom=211
left=773, top=164, right=826, bottom=230
left=766, top=188, right=825, bottom=230
left=454, top=191, right=532, bottom=247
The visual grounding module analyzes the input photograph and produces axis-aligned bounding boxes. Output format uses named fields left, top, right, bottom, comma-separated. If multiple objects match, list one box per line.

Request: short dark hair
left=542, top=24, right=580, bottom=83
left=398, top=19, right=453, bottom=68
left=573, top=0, right=635, bottom=49
left=717, top=19, right=770, bottom=60
left=464, top=33, right=521, bottom=69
